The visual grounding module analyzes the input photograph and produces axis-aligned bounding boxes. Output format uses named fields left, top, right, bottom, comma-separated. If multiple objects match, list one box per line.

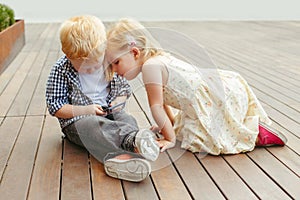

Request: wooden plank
left=251, top=87, right=300, bottom=124
left=188, top=20, right=299, bottom=198
left=27, top=116, right=62, bottom=200
left=123, top=178, right=159, bottom=200
left=26, top=23, right=61, bottom=116
left=7, top=24, right=59, bottom=117
left=122, top=95, right=163, bottom=200
left=0, top=117, right=24, bottom=178
left=218, top=41, right=300, bottom=83
left=165, top=21, right=300, bottom=71
left=195, top=22, right=294, bottom=65
left=266, top=147, right=300, bottom=177
left=0, top=52, right=38, bottom=116
left=168, top=144, right=225, bottom=200
left=0, top=116, right=44, bottom=200
left=248, top=148, right=300, bottom=199
left=188, top=23, right=299, bottom=198
left=275, top=67, right=300, bottom=82
left=217, top=52, right=300, bottom=104
left=7, top=51, right=48, bottom=116
left=240, top=70, right=299, bottom=109
left=181, top=22, right=299, bottom=87
left=199, top=155, right=258, bottom=200
left=192, top=40, right=300, bottom=180
left=260, top=103, right=300, bottom=154
left=26, top=51, right=58, bottom=116
left=151, top=152, right=192, bottom=200
left=49, top=23, right=61, bottom=52
left=131, top=21, right=282, bottom=200
left=0, top=24, right=58, bottom=117
left=271, top=120, right=300, bottom=154
left=129, top=79, right=192, bottom=199
left=0, top=52, right=27, bottom=95
left=38, top=23, right=60, bottom=52
left=127, top=93, right=154, bottom=129
left=204, top=48, right=300, bottom=112
left=129, top=77, right=156, bottom=126
left=30, top=24, right=56, bottom=52
left=229, top=63, right=300, bottom=113
left=61, top=139, right=92, bottom=200
left=259, top=105, right=300, bottom=176
left=1, top=24, right=59, bottom=117
left=123, top=115, right=158, bottom=200
left=0, top=21, right=298, bottom=200
left=0, top=23, right=53, bottom=116
left=224, top=153, right=291, bottom=199
left=139, top=21, right=300, bottom=199
left=90, top=156, right=125, bottom=200
left=22, top=24, right=48, bottom=52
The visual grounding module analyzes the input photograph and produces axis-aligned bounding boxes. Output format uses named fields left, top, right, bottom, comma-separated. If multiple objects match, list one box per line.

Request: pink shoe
left=256, top=122, right=287, bottom=147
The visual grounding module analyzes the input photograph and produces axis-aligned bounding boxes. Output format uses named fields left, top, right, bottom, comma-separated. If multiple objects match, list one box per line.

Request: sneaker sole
left=104, top=158, right=151, bottom=182
left=259, top=122, right=288, bottom=145
left=135, top=130, right=160, bottom=161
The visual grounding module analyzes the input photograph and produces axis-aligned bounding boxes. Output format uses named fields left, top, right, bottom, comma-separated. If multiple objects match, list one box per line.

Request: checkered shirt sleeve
left=106, top=73, right=132, bottom=103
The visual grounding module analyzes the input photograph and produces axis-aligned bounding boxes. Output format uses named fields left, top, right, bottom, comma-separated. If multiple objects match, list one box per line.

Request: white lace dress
left=152, top=55, right=271, bottom=155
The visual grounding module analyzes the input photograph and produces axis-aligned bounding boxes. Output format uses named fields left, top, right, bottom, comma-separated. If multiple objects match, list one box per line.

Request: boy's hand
left=156, top=139, right=175, bottom=152
left=56, top=104, right=107, bottom=119
left=87, top=104, right=106, bottom=116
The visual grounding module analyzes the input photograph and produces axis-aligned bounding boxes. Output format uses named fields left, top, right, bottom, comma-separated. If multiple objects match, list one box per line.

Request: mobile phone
left=102, top=101, right=126, bottom=114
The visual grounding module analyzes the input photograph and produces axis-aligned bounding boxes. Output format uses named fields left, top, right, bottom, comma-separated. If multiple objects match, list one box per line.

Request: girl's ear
left=131, top=47, right=140, bottom=59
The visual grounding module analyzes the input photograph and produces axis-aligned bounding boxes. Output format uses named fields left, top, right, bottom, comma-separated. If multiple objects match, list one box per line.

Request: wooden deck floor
left=0, top=21, right=299, bottom=200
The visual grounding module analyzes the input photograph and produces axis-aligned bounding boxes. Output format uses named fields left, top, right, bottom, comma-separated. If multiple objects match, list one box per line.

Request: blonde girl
left=106, top=18, right=287, bottom=154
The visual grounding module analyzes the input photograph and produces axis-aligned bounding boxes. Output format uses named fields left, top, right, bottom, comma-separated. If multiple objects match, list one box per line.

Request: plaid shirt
left=46, top=55, right=131, bottom=129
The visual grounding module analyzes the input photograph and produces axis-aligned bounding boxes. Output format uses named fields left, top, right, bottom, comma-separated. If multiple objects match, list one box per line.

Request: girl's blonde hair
left=106, top=18, right=164, bottom=62
left=60, top=15, right=106, bottom=61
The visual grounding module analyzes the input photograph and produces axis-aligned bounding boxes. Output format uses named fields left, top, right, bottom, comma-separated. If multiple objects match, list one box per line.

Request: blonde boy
left=46, top=15, right=159, bottom=182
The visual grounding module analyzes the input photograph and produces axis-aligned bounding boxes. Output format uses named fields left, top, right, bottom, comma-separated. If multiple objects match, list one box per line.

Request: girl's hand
left=156, top=139, right=175, bottom=152
left=150, top=125, right=161, bottom=134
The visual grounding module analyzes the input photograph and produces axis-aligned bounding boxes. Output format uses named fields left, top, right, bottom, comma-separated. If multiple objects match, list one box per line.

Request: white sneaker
left=104, top=157, right=151, bottom=182
left=135, top=129, right=160, bottom=161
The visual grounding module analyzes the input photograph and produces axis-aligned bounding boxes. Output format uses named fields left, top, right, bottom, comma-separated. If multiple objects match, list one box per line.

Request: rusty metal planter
left=0, top=19, right=25, bottom=74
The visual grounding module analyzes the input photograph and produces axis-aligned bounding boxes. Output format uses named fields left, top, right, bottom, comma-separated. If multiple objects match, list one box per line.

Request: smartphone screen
left=103, top=101, right=126, bottom=114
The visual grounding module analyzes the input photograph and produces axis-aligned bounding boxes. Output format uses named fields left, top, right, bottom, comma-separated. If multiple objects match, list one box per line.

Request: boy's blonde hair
left=106, top=18, right=164, bottom=61
left=60, top=15, right=106, bottom=61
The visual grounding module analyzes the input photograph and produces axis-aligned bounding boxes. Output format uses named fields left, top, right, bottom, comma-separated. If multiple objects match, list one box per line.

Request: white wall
left=2, top=0, right=300, bottom=23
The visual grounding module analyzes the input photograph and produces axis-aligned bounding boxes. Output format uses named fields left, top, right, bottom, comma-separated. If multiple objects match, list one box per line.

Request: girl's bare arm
left=142, top=61, right=176, bottom=151
left=164, top=105, right=175, bottom=126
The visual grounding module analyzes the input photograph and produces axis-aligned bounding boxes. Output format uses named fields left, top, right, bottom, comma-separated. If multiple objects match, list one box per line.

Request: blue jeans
left=62, top=110, right=139, bottom=163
